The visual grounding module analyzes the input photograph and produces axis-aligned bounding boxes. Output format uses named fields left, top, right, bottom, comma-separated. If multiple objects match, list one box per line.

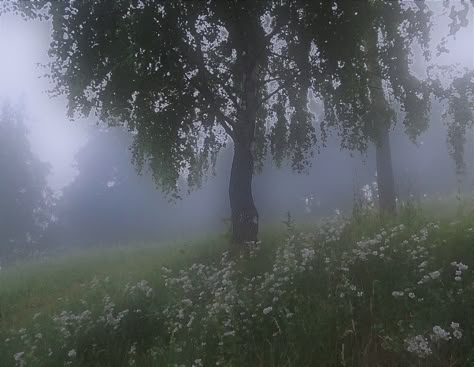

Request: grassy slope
left=0, top=228, right=288, bottom=329
left=0, top=203, right=473, bottom=366
left=0, top=237, right=221, bottom=327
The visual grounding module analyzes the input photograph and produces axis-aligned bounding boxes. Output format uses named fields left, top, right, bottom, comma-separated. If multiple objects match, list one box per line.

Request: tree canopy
left=19, top=1, right=317, bottom=191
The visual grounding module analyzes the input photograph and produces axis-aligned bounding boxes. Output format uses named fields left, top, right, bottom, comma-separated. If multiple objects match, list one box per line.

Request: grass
left=0, top=201, right=473, bottom=366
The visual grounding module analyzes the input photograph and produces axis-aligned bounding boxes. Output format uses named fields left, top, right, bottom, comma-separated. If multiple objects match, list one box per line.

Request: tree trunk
left=229, top=62, right=259, bottom=243
left=227, top=14, right=262, bottom=245
left=366, top=30, right=397, bottom=216
left=229, top=142, right=258, bottom=244
left=376, top=125, right=396, bottom=215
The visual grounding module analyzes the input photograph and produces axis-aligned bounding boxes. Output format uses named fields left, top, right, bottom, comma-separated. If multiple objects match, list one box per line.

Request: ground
left=0, top=200, right=473, bottom=366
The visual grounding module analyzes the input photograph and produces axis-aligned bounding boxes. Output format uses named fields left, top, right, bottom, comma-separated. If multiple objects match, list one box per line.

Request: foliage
left=430, top=69, right=474, bottom=174
left=14, top=0, right=317, bottom=194
left=284, top=1, right=433, bottom=151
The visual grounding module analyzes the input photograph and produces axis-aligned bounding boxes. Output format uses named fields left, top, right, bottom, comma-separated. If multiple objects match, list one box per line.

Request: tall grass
left=0, top=204, right=473, bottom=366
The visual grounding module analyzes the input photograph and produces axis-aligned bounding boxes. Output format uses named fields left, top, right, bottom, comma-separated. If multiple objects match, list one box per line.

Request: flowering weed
left=0, top=211, right=473, bottom=366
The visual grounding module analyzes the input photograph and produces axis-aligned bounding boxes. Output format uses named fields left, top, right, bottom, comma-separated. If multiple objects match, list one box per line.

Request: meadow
left=1, top=200, right=473, bottom=367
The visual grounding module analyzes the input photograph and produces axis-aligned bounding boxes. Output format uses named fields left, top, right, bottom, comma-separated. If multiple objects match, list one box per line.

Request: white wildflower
left=431, top=326, right=451, bottom=341
left=68, top=349, right=77, bottom=358
left=405, top=335, right=432, bottom=358
left=14, top=351, right=27, bottom=367
left=450, top=322, right=463, bottom=339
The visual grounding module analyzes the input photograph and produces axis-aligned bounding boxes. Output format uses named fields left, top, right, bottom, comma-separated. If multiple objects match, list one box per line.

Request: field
left=1, top=202, right=473, bottom=367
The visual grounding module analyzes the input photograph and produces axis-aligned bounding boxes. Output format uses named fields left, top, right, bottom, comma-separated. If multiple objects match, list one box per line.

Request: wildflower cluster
left=1, top=213, right=473, bottom=367
left=160, top=232, right=318, bottom=366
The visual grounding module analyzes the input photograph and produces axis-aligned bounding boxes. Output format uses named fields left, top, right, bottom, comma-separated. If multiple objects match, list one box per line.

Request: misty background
left=0, top=3, right=473, bottom=259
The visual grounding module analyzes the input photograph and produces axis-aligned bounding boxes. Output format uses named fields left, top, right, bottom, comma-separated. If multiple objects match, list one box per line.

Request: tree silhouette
left=0, top=102, right=52, bottom=261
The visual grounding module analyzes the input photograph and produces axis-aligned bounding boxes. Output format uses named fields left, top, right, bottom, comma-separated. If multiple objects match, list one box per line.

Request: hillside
left=1, top=206, right=473, bottom=367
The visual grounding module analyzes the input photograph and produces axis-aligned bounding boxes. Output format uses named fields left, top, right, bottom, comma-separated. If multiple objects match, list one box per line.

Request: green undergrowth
left=1, top=204, right=473, bottom=366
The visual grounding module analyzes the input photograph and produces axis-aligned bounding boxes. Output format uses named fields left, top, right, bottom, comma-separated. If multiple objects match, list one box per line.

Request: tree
left=18, top=1, right=316, bottom=244
left=286, top=1, right=433, bottom=215
left=433, top=69, right=474, bottom=176
left=46, top=128, right=173, bottom=246
left=0, top=102, right=52, bottom=260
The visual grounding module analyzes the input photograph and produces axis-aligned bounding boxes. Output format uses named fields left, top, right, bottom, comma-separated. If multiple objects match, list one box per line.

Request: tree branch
left=182, top=71, right=236, bottom=140
left=258, top=70, right=301, bottom=107
left=219, top=118, right=235, bottom=138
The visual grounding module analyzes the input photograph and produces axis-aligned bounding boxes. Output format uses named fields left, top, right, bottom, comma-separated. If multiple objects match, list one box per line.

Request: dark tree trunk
left=366, top=30, right=397, bottom=216
left=226, top=12, right=263, bottom=244
left=229, top=142, right=258, bottom=244
left=376, top=125, right=396, bottom=215
left=229, top=63, right=259, bottom=243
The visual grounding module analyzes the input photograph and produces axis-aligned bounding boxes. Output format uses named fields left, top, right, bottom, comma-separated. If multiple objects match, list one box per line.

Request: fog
left=0, top=2, right=473, bottom=261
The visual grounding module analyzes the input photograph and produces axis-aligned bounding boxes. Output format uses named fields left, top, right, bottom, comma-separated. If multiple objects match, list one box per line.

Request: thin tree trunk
left=229, top=142, right=258, bottom=243
left=460, top=127, right=474, bottom=193
left=376, top=125, right=396, bottom=215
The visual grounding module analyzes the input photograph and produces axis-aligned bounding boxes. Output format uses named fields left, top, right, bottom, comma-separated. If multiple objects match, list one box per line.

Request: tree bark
left=229, top=65, right=259, bottom=244
left=229, top=142, right=258, bottom=243
left=366, top=30, right=397, bottom=216
left=376, top=125, right=396, bottom=215
left=226, top=11, right=263, bottom=244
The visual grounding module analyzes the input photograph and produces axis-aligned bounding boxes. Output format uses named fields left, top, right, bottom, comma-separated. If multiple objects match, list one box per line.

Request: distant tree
left=0, top=103, right=52, bottom=260
left=17, top=1, right=319, bottom=244
left=433, top=69, right=474, bottom=176
left=46, top=128, right=167, bottom=246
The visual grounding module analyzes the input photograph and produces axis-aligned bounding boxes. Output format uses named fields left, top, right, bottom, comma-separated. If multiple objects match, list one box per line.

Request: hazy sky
left=0, top=3, right=472, bottom=193
left=0, top=14, right=88, bottom=192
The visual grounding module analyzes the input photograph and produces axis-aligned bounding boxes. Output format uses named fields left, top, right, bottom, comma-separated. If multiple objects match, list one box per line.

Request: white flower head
left=405, top=335, right=432, bottom=358
left=453, top=329, right=463, bottom=339
left=431, top=326, right=451, bottom=341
